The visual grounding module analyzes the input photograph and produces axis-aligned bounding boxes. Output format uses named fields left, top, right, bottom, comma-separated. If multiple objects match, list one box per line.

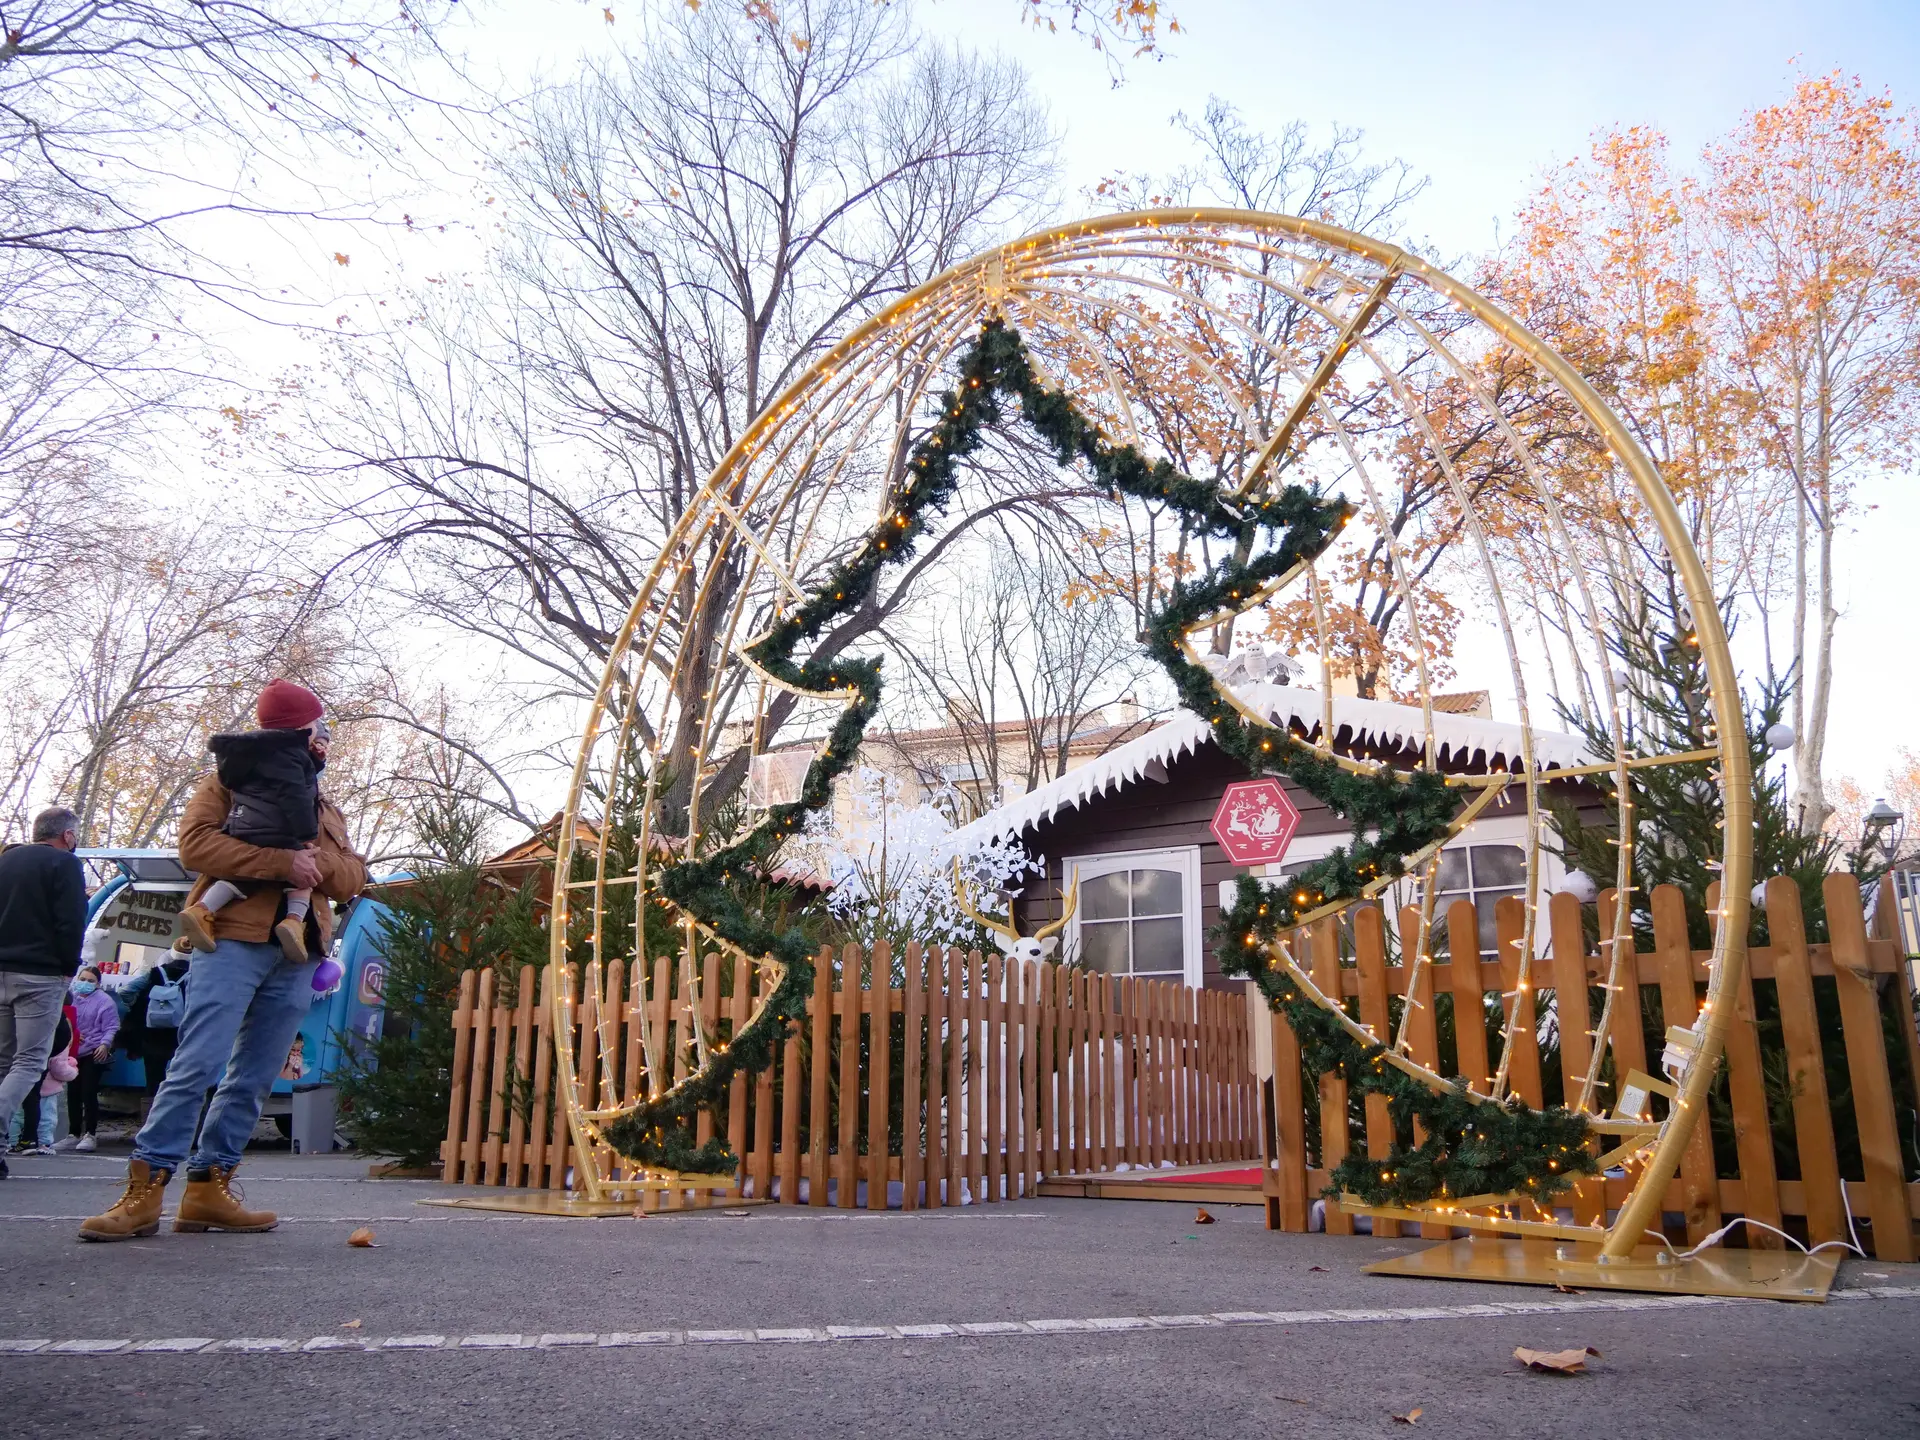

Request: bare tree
left=882, top=536, right=1155, bottom=818
left=308, top=0, right=1055, bottom=811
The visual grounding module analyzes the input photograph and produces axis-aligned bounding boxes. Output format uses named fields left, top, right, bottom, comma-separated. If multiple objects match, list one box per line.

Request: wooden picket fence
left=1254, top=875, right=1920, bottom=1260
left=441, top=941, right=1260, bottom=1210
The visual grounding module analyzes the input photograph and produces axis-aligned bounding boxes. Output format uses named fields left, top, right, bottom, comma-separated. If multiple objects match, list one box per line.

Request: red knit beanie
left=257, top=679, right=324, bottom=731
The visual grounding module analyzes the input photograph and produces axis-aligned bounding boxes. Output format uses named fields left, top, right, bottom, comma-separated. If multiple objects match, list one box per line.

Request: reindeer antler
left=1033, top=873, right=1080, bottom=943
left=950, top=860, right=1021, bottom=945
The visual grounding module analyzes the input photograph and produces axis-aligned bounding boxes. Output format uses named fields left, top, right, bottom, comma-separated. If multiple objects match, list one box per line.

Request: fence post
left=1310, top=916, right=1352, bottom=1234
left=1651, top=886, right=1720, bottom=1244
left=1767, top=876, right=1846, bottom=1244
left=526, top=963, right=556, bottom=1190
left=443, top=968, right=476, bottom=1177
left=901, top=942, right=925, bottom=1210
left=1825, top=875, right=1916, bottom=1261
left=460, top=967, right=495, bottom=1185
left=868, top=941, right=894, bottom=1210
left=1353, top=906, right=1399, bottom=1239
left=1705, top=881, right=1783, bottom=1249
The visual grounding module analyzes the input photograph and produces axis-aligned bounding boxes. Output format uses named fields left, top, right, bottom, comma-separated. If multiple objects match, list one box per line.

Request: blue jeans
left=132, top=939, right=316, bottom=1174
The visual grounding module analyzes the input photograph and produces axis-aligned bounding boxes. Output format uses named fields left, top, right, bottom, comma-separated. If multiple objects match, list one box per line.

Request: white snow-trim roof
left=941, top=683, right=1592, bottom=852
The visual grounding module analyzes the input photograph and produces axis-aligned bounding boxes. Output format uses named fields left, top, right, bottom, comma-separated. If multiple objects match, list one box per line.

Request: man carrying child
left=79, top=680, right=367, bottom=1240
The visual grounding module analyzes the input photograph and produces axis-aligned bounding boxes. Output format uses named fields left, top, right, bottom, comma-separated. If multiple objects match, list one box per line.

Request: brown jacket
left=178, top=774, right=368, bottom=948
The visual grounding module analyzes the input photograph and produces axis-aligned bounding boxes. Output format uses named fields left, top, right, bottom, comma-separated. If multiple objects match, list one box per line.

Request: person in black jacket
left=177, top=681, right=325, bottom=964
left=126, top=945, right=193, bottom=1111
left=0, top=806, right=87, bottom=1181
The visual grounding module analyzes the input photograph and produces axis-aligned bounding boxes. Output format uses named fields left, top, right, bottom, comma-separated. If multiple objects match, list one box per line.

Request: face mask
left=71, top=981, right=97, bottom=997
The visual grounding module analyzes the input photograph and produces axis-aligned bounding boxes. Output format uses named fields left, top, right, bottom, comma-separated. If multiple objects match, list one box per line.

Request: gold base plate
left=417, top=1191, right=771, bottom=1219
left=417, top=1192, right=640, bottom=1218
left=1363, top=1236, right=1839, bottom=1303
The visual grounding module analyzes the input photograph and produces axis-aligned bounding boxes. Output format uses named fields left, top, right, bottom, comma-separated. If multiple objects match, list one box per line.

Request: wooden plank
left=1353, top=906, right=1400, bottom=1239
left=1546, top=894, right=1604, bottom=1229
left=750, top=964, right=777, bottom=1202
left=1178, top=980, right=1195, bottom=1165
left=482, top=967, right=508, bottom=1182
left=443, top=969, right=476, bottom=1178
left=1270, top=1003, right=1309, bottom=1232
left=637, top=954, right=669, bottom=1213
left=1702, top=881, right=1783, bottom=1249
left=623, top=957, right=644, bottom=1104
left=546, top=966, right=577, bottom=1192
left=1825, top=874, right=1915, bottom=1261
left=808, top=945, right=834, bottom=1208
left=1037, top=959, right=1057, bottom=1183
left=1147, top=977, right=1168, bottom=1171
left=947, top=948, right=966, bottom=1206
left=836, top=944, right=862, bottom=1209
left=1394, top=904, right=1450, bottom=1240
left=968, top=949, right=987, bottom=1204
left=1768, top=876, right=1845, bottom=1245
left=901, top=943, right=925, bottom=1210
left=1103, top=972, right=1123, bottom=1174
left=1495, top=897, right=1545, bottom=1112
left=1021, top=959, right=1039, bottom=1197
left=982, top=951, right=1002, bottom=1205
left=1596, top=890, right=1649, bottom=1103
left=868, top=942, right=894, bottom=1211
left=729, top=953, right=752, bottom=1195
left=924, top=946, right=947, bottom=1208
left=1091, top=971, right=1111, bottom=1177
left=1446, top=899, right=1492, bottom=1094
left=1079, top=964, right=1095, bottom=1171
left=502, top=965, right=537, bottom=1187
left=525, top=965, right=556, bottom=1190
left=462, top=967, right=496, bottom=1185
left=1309, top=918, right=1352, bottom=1236
left=778, top=965, right=803, bottom=1205
left=1650, top=885, right=1719, bottom=1243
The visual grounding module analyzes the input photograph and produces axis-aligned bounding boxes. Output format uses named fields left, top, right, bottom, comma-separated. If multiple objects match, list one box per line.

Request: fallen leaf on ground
left=1553, top=1283, right=1582, bottom=1294
left=339, top=1319, right=362, bottom=1330
left=1194, top=1208, right=1216, bottom=1224
left=347, top=1227, right=378, bottom=1248
left=1307, top=1264, right=1329, bottom=1272
left=1514, top=1345, right=1602, bottom=1374
left=1392, top=1406, right=1423, bottom=1424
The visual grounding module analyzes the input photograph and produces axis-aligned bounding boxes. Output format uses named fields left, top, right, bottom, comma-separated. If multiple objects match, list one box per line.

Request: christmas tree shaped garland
left=608, top=318, right=1594, bottom=1209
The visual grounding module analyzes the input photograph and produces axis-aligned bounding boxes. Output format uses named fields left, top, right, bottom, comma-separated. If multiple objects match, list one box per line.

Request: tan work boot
left=174, top=1165, right=277, bottom=1233
left=77, top=1160, right=171, bottom=1242
left=273, top=915, right=308, bottom=965
left=178, top=902, right=218, bottom=953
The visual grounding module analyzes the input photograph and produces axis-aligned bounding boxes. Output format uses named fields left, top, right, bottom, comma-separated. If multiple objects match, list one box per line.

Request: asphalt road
left=3, top=1149, right=1916, bottom=1439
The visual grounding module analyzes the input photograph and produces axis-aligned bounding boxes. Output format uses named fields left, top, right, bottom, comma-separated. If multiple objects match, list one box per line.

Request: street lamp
left=1864, top=798, right=1905, bottom=868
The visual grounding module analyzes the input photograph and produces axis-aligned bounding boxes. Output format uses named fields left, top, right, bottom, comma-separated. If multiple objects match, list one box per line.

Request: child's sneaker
left=273, top=916, right=308, bottom=965
left=74, top=1134, right=97, bottom=1152
left=27, top=1144, right=56, bottom=1157
left=178, top=902, right=218, bottom=953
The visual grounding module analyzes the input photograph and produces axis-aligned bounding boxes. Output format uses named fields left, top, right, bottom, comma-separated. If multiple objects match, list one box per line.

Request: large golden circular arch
left=548, top=208, right=1751, bottom=1267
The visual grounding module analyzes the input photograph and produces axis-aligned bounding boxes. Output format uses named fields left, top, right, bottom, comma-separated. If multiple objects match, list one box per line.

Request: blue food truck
left=79, top=849, right=397, bottom=1149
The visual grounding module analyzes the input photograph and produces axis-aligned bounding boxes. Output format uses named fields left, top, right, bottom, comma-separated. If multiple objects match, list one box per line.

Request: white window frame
left=1064, top=845, right=1204, bottom=988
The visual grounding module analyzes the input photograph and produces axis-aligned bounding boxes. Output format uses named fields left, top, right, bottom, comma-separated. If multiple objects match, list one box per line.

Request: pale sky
left=906, top=0, right=1920, bottom=791
left=265, top=1, right=1918, bottom=797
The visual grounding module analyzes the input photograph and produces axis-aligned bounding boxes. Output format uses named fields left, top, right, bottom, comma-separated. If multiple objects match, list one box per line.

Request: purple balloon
left=312, top=958, right=343, bottom=992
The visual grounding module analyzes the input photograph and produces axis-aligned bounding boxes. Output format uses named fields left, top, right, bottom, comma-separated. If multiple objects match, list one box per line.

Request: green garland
left=608, top=319, right=1594, bottom=1209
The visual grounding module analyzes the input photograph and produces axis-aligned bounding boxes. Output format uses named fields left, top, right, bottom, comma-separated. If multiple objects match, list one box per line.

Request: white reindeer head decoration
left=950, top=862, right=1080, bottom=964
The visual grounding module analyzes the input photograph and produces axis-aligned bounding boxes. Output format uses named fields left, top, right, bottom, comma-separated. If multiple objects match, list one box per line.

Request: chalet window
left=1429, top=843, right=1527, bottom=959
left=1065, top=846, right=1202, bottom=987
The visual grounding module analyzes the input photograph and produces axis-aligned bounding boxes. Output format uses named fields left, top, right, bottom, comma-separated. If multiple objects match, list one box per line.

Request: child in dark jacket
left=177, top=683, right=327, bottom=964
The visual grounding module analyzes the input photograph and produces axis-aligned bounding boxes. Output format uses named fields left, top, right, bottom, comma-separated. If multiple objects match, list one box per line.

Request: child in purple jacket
left=60, top=967, right=118, bottom=1153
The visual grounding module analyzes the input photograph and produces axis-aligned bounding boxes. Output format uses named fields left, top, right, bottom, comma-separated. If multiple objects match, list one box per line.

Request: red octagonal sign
left=1210, top=779, right=1302, bottom=867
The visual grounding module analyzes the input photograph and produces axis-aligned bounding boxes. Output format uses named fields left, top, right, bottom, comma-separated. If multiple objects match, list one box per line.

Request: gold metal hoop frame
left=549, top=209, right=1753, bottom=1273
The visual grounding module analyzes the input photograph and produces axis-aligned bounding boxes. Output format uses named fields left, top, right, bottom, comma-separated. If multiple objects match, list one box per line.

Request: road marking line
left=8, top=1285, right=1914, bottom=1359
